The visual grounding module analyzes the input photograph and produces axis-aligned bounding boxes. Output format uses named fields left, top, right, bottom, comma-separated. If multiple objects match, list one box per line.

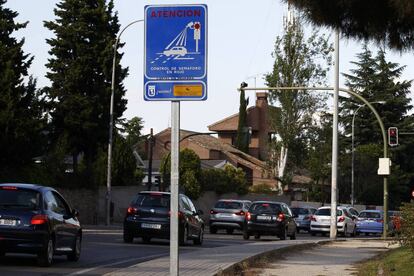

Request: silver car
left=290, top=206, right=317, bottom=232
left=209, top=199, right=251, bottom=234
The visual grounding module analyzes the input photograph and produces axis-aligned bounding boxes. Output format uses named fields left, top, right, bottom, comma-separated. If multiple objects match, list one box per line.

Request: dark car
left=123, top=191, right=204, bottom=245
left=209, top=199, right=251, bottom=234
left=290, top=206, right=317, bottom=232
left=0, top=183, right=81, bottom=266
left=243, top=201, right=297, bottom=240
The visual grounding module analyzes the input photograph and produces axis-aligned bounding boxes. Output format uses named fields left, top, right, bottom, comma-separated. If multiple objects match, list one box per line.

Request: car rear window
left=249, top=203, right=281, bottom=214
left=0, top=187, right=40, bottom=210
left=134, top=193, right=170, bottom=208
left=291, top=208, right=309, bottom=215
left=315, top=208, right=342, bottom=216
left=214, top=201, right=242, bottom=209
left=359, top=212, right=382, bottom=219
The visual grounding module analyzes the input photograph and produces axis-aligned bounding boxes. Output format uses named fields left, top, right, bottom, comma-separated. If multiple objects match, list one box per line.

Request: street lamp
left=106, top=19, right=143, bottom=226
left=351, top=101, right=385, bottom=206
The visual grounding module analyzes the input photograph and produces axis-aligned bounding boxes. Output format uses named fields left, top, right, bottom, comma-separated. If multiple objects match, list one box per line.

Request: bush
left=249, top=183, right=275, bottom=194
left=200, top=164, right=248, bottom=195
left=399, top=202, right=414, bottom=252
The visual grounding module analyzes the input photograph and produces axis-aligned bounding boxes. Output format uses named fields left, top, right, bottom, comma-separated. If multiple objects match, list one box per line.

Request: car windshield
left=359, top=212, right=382, bottom=219
left=214, top=201, right=242, bottom=209
left=315, top=208, right=342, bottom=216
left=0, top=187, right=40, bottom=210
left=250, top=203, right=281, bottom=214
left=134, top=193, right=170, bottom=208
left=291, top=208, right=309, bottom=215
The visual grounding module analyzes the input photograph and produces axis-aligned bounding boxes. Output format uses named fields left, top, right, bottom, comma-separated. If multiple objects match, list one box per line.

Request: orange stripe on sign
left=173, top=84, right=202, bottom=96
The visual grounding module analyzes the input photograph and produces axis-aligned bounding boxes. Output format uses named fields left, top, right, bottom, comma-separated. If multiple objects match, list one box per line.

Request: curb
left=215, top=239, right=336, bottom=276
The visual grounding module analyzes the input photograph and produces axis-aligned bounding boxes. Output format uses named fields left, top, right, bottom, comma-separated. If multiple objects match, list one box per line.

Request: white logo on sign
left=148, top=85, right=156, bottom=97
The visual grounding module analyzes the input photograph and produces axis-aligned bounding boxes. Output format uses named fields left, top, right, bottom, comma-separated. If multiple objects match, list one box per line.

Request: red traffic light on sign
left=388, top=127, right=398, bottom=147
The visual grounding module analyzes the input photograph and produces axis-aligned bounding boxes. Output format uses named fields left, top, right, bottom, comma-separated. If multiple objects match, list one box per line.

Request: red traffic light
left=194, top=22, right=200, bottom=30
left=388, top=127, right=398, bottom=147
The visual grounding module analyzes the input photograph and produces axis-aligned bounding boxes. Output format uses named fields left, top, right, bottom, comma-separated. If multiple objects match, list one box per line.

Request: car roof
left=0, top=183, right=51, bottom=192
left=217, top=199, right=251, bottom=203
left=139, top=191, right=171, bottom=195
left=317, top=206, right=347, bottom=210
left=251, top=201, right=285, bottom=205
left=360, top=209, right=382, bottom=213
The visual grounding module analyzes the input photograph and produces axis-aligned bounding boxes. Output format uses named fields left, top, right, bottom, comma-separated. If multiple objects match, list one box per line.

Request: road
left=0, top=227, right=325, bottom=276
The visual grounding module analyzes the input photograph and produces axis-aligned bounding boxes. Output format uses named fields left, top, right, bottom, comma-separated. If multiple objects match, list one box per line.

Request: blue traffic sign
left=144, top=4, right=207, bottom=101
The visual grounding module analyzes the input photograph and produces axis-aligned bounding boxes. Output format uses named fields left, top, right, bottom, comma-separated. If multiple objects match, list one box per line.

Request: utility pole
left=330, top=29, right=339, bottom=240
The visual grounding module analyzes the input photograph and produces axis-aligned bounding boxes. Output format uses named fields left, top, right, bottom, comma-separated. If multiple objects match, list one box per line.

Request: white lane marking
left=67, top=253, right=167, bottom=275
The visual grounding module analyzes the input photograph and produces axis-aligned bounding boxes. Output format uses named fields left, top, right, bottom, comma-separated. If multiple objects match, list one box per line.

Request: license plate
left=141, top=223, right=161, bottom=229
left=0, top=219, right=17, bottom=226
left=257, top=215, right=272, bottom=221
left=217, top=213, right=232, bottom=218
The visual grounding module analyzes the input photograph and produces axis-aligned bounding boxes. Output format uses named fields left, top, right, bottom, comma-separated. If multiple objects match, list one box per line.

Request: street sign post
left=144, top=4, right=208, bottom=101
left=144, top=5, right=207, bottom=276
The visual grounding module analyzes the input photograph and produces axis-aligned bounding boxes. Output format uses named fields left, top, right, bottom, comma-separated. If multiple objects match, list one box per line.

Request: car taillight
left=245, top=212, right=251, bottom=221
left=303, top=215, right=310, bottom=220
left=338, top=216, right=345, bottom=223
left=235, top=211, right=245, bottom=216
left=169, top=211, right=184, bottom=219
left=127, top=206, right=138, bottom=215
left=277, top=213, right=285, bottom=222
left=311, top=215, right=316, bottom=222
left=376, top=219, right=384, bottom=223
left=210, top=209, right=218, bottom=215
left=31, top=214, right=48, bottom=225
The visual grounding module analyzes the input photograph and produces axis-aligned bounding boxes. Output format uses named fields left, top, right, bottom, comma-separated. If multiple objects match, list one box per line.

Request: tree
left=44, top=0, right=127, bottom=184
left=235, top=88, right=249, bottom=153
left=0, top=0, right=46, bottom=180
left=284, top=0, right=414, bottom=51
left=160, top=148, right=202, bottom=199
left=340, top=46, right=414, bottom=206
left=200, top=164, right=248, bottom=195
left=265, top=13, right=332, bottom=193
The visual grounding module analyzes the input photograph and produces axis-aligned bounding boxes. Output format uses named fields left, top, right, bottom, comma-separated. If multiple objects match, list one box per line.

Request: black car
left=123, top=191, right=204, bottom=245
left=0, top=183, right=81, bottom=266
left=243, top=201, right=297, bottom=240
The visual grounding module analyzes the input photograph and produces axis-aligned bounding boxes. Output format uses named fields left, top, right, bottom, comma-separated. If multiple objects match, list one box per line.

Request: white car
left=163, top=46, right=187, bottom=57
left=310, top=206, right=356, bottom=237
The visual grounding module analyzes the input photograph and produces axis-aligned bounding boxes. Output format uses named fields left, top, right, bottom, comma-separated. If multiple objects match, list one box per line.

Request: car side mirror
left=71, top=209, right=80, bottom=218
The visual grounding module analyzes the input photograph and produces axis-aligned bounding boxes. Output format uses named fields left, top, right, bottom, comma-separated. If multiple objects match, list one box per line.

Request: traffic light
left=388, top=127, right=398, bottom=147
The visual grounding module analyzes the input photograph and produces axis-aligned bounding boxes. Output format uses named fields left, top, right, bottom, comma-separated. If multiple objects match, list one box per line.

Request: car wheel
left=142, top=237, right=151, bottom=244
left=123, top=230, right=134, bottom=243
left=38, top=237, right=54, bottom=267
left=290, top=229, right=297, bottom=240
left=193, top=227, right=204, bottom=245
left=243, top=230, right=250, bottom=240
left=67, top=234, right=81, bottom=261
left=226, top=229, right=234, bottom=235
left=351, top=226, right=356, bottom=237
left=342, top=225, right=348, bottom=237
left=209, top=226, right=217, bottom=234
left=279, top=227, right=287, bottom=240
left=179, top=225, right=188, bottom=246
left=254, top=234, right=261, bottom=240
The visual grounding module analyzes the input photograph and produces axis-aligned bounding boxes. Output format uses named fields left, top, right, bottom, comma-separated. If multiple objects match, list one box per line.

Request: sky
left=5, top=0, right=414, bottom=135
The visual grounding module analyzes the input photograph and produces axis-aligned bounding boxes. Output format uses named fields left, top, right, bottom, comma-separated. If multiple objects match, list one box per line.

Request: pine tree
left=341, top=46, right=414, bottom=206
left=0, top=0, right=45, bottom=179
left=235, top=89, right=249, bottom=153
left=44, top=0, right=127, bottom=183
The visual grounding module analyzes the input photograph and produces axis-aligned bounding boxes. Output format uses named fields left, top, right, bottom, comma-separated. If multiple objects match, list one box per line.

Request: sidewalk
left=244, top=239, right=398, bottom=276
left=105, top=239, right=330, bottom=276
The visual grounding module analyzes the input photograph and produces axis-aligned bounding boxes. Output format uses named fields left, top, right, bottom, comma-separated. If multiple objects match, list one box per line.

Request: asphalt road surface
left=0, top=227, right=322, bottom=276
